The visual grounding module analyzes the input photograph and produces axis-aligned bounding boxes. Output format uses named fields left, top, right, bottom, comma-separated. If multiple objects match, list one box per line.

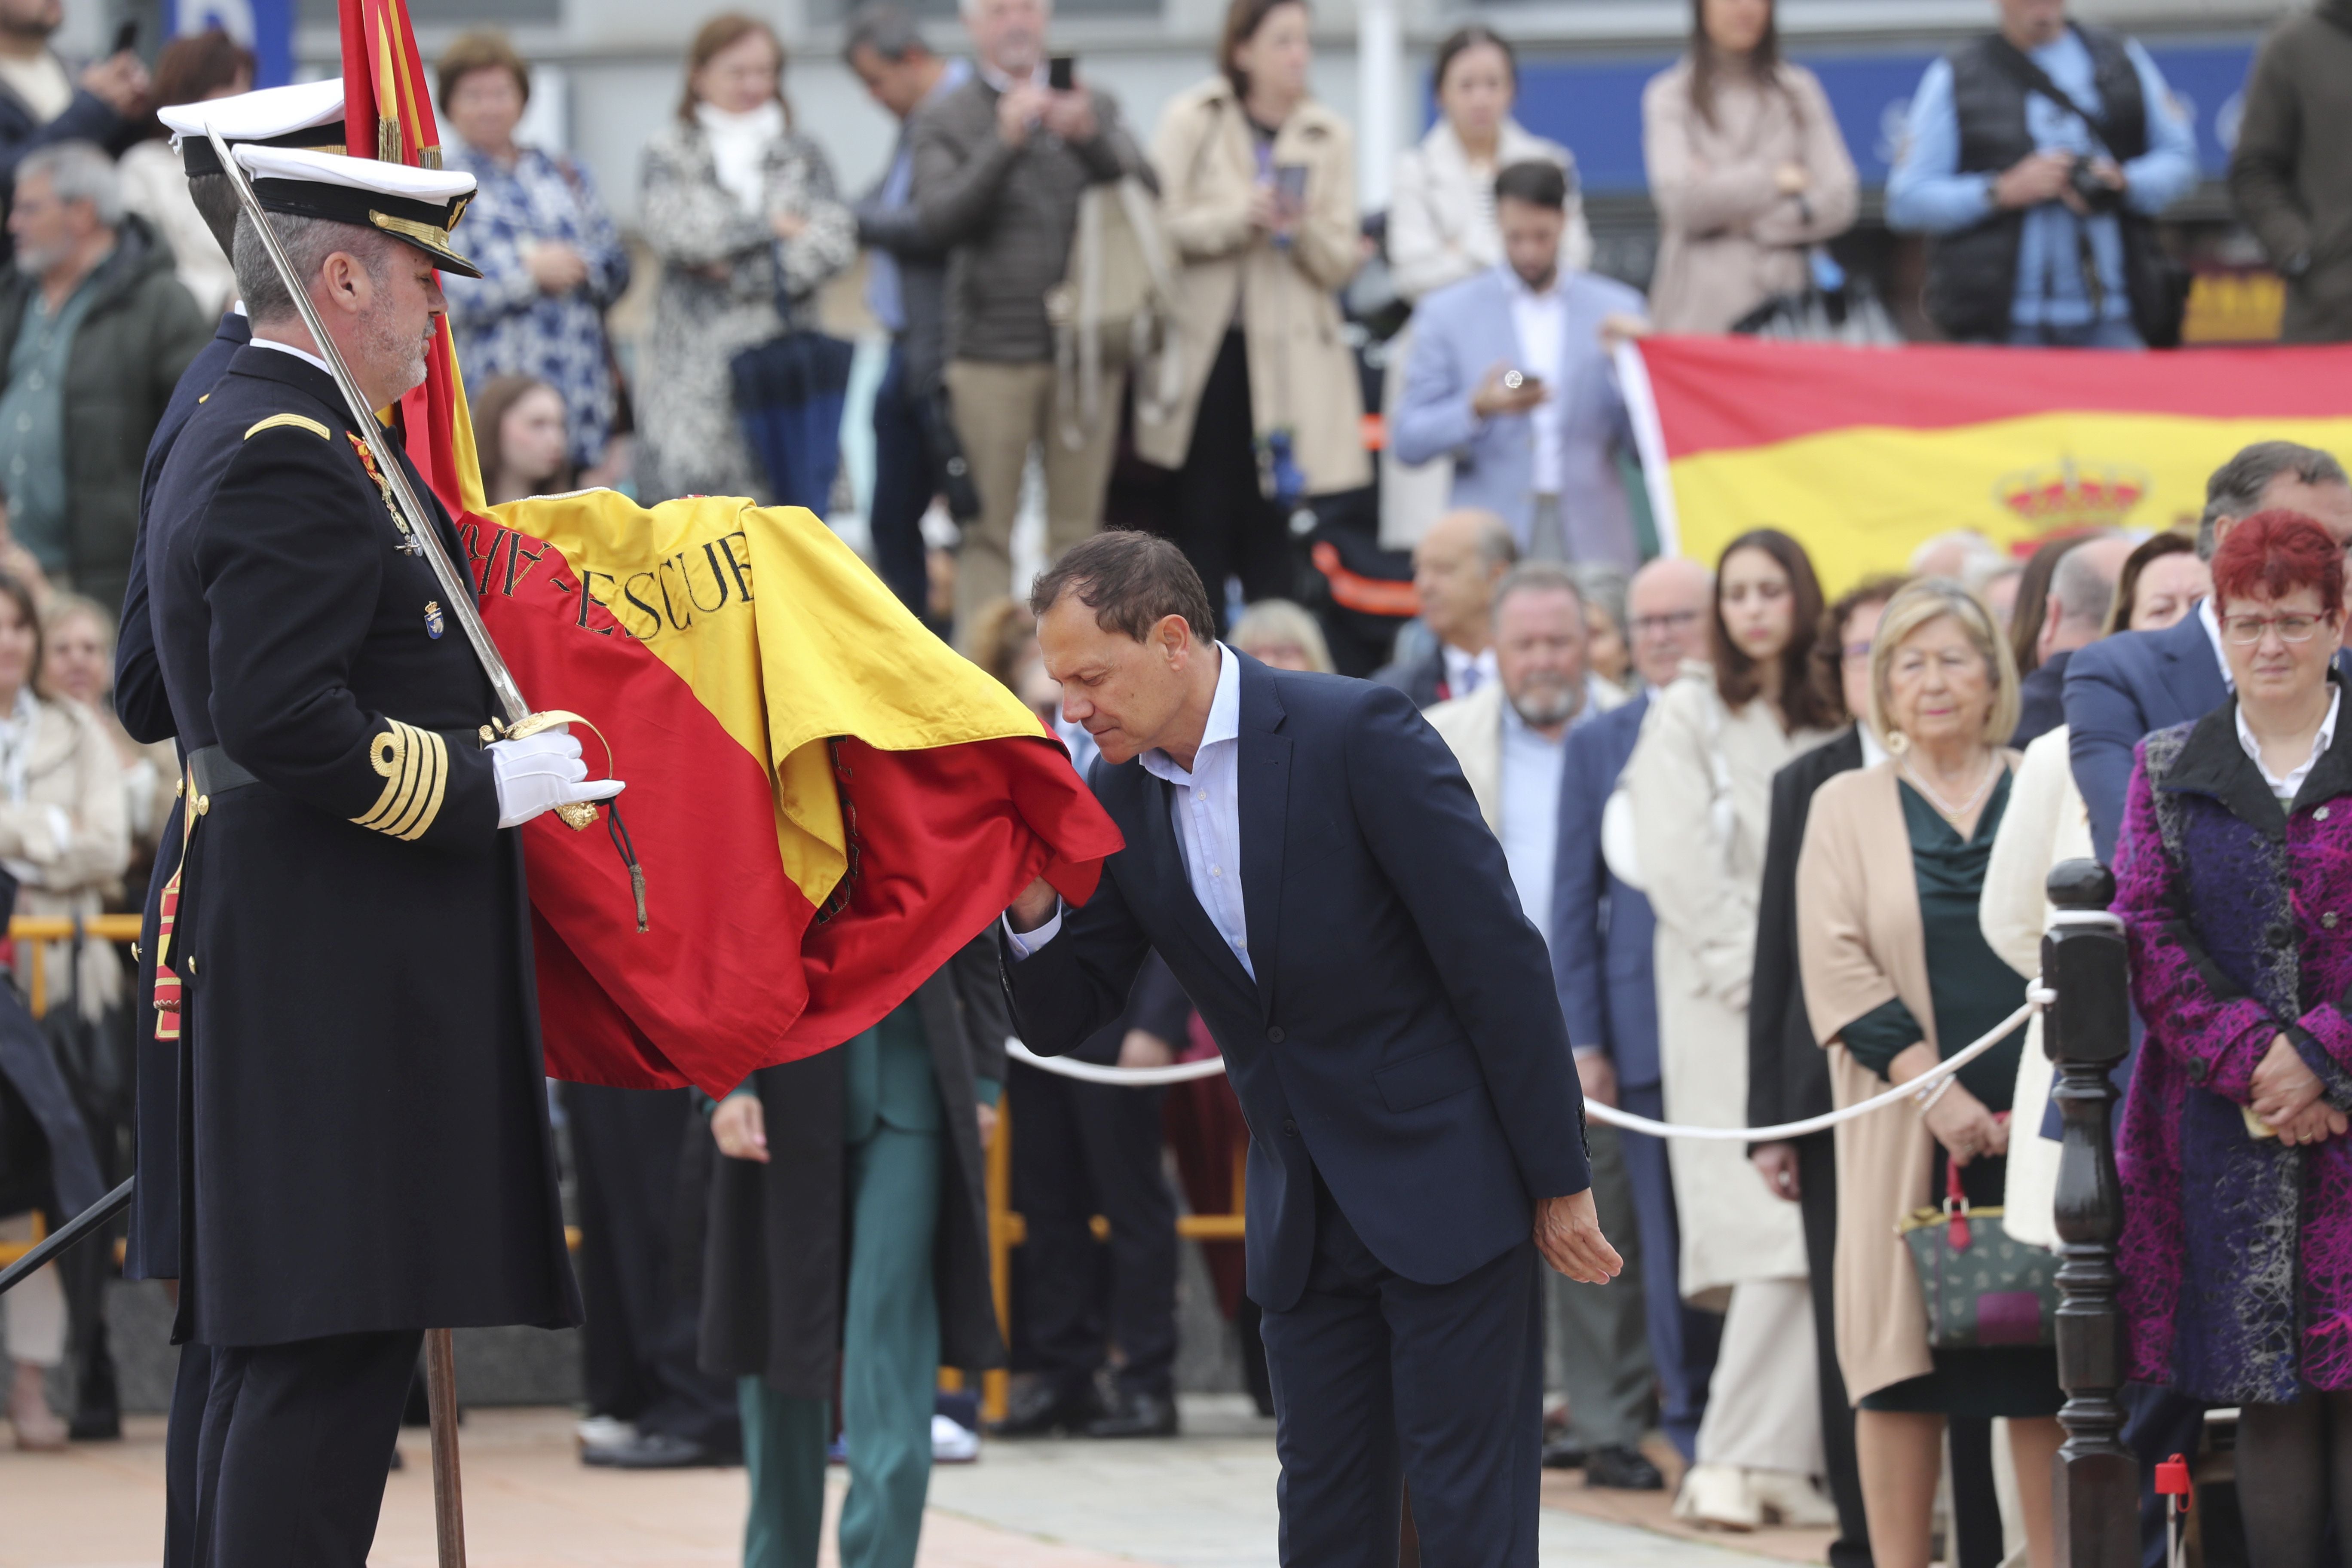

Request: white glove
left=489, top=726, right=625, bottom=829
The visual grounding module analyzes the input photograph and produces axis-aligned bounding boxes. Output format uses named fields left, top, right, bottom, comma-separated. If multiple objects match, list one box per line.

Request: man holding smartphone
left=1392, top=160, right=1649, bottom=570
left=909, top=0, right=1155, bottom=637
left=0, top=0, right=148, bottom=259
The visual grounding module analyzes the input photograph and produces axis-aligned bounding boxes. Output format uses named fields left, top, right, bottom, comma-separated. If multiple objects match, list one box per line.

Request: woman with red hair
left=2111, top=509, right=2352, bottom=1567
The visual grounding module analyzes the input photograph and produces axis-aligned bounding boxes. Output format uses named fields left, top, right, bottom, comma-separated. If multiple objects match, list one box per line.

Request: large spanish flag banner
left=342, top=0, right=1123, bottom=1098
left=1623, top=337, right=2352, bottom=589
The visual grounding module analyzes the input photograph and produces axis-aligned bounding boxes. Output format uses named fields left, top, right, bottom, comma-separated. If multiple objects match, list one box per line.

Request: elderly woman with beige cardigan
left=1642, top=0, right=1857, bottom=334
left=1798, top=579, right=2063, bottom=1568
left=1140, top=0, right=1365, bottom=626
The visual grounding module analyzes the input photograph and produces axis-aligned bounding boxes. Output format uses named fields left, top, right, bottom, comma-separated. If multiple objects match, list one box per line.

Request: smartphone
left=1272, top=162, right=1308, bottom=215
left=110, top=18, right=137, bottom=55
left=1047, top=54, right=1075, bottom=92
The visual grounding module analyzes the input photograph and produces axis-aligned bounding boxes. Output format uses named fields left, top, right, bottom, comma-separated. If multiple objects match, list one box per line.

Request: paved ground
left=0, top=1399, right=1835, bottom=1568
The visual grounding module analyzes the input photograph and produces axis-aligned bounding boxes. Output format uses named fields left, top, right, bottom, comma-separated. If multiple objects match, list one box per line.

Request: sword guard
left=495, top=711, right=605, bottom=833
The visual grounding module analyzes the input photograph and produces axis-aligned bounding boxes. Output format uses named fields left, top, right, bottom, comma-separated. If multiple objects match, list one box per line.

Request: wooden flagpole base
left=425, top=1327, right=467, bottom=1568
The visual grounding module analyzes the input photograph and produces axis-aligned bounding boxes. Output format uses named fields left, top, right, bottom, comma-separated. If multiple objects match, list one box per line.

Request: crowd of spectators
left=1, top=6, right=2350, bottom=1568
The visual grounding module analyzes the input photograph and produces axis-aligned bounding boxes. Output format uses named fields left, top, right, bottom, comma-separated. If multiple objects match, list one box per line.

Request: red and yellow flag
left=341, top=0, right=1122, bottom=1096
left=1626, top=337, right=2352, bottom=589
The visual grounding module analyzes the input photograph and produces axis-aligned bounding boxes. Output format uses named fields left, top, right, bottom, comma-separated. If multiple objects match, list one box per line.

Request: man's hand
left=713, top=1094, right=769, bottom=1162
left=1119, top=1029, right=1175, bottom=1070
left=79, top=52, right=148, bottom=116
left=1993, top=150, right=2076, bottom=211
left=1599, top=313, right=1653, bottom=350
left=1039, top=90, right=1096, bottom=143
left=1534, top=1190, right=1623, bottom=1284
left=2252, top=1033, right=2328, bottom=1125
left=1006, top=876, right=1059, bottom=933
left=1471, top=364, right=1547, bottom=420
left=976, top=1101, right=1000, bottom=1150
left=2059, top=156, right=2125, bottom=216
left=524, top=241, right=590, bottom=294
left=1752, top=1141, right=1801, bottom=1202
left=997, top=83, right=1048, bottom=147
left=1574, top=1051, right=1618, bottom=1109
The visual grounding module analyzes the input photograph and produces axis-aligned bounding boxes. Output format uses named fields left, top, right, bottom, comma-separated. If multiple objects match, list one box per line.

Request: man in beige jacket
left=1425, top=563, right=1654, bottom=1488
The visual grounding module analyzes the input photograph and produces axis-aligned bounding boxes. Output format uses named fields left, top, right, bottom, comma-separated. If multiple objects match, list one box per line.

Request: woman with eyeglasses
left=2111, top=509, right=2352, bottom=1568
left=1797, top=578, right=2063, bottom=1568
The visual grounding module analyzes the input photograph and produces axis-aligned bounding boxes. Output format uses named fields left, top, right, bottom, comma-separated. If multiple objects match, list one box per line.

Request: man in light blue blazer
left=1391, top=160, right=1647, bottom=570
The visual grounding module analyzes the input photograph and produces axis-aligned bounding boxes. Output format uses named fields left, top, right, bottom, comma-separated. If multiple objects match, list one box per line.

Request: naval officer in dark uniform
left=105, top=82, right=348, bottom=1568
left=145, top=143, right=620, bottom=1564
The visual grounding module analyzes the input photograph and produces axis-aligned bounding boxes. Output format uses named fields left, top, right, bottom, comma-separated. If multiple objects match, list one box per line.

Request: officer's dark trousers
left=1258, top=1172, right=1544, bottom=1568
left=1011, top=1060, right=1177, bottom=1400
left=567, top=1082, right=740, bottom=1452
left=867, top=341, right=934, bottom=621
left=163, top=1340, right=214, bottom=1568
left=190, top=1328, right=420, bottom=1567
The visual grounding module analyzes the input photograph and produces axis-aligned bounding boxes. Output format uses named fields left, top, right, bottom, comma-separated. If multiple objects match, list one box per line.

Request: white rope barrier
left=1006, top=985, right=2055, bottom=1140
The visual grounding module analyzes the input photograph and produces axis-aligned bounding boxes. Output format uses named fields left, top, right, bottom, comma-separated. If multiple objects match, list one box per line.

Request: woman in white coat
left=1380, top=26, right=1592, bottom=549
left=1623, top=529, right=1841, bottom=1528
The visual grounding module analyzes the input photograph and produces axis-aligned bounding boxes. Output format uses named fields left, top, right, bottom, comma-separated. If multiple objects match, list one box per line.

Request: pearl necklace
left=1901, top=750, right=1997, bottom=824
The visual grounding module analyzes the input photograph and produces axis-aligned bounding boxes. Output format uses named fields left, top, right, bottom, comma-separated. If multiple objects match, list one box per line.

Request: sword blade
left=202, top=126, right=530, bottom=727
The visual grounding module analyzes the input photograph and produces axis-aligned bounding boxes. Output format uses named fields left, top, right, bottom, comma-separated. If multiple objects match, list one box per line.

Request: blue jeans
left=2006, top=318, right=2146, bottom=349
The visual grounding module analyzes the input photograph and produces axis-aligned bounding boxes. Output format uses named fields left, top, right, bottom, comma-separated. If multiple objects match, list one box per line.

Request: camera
left=2066, top=157, right=2125, bottom=216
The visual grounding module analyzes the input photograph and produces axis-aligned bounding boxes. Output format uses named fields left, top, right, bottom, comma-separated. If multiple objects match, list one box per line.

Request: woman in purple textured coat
left=2112, top=509, right=2352, bottom=1566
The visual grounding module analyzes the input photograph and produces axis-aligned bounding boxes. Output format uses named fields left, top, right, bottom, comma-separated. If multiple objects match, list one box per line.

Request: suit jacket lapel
left=1236, top=656, right=1290, bottom=1016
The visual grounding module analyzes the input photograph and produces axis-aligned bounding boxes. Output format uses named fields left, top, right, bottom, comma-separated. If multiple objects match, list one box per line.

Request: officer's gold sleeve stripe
left=245, top=413, right=332, bottom=442
left=353, top=720, right=448, bottom=841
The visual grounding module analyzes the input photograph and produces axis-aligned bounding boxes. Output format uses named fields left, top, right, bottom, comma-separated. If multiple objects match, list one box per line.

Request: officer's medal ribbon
left=346, top=432, right=421, bottom=555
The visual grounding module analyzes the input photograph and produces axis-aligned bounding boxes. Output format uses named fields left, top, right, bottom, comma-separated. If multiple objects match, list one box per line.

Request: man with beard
left=143, top=145, right=619, bottom=1563
left=1425, top=561, right=1662, bottom=1490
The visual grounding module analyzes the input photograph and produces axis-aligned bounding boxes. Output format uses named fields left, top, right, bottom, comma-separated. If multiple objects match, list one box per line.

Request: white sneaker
left=576, top=1415, right=636, bottom=1455
left=931, top=1414, right=980, bottom=1464
left=1675, top=1463, right=1762, bottom=1531
left=1749, top=1468, right=1838, bottom=1528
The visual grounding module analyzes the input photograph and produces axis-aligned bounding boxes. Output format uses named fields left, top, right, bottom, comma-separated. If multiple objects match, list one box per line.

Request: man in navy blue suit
left=1001, top=530, right=1616, bottom=1566
left=2061, top=437, right=2352, bottom=1568
left=2067, top=440, right=2352, bottom=864
left=1552, top=556, right=1720, bottom=1467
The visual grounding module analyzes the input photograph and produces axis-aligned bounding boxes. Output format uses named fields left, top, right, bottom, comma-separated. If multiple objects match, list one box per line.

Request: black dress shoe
left=990, top=1379, right=1100, bottom=1438
left=1540, top=1436, right=1590, bottom=1470
left=1583, top=1443, right=1666, bottom=1491
left=582, top=1431, right=736, bottom=1469
left=1084, top=1388, right=1177, bottom=1439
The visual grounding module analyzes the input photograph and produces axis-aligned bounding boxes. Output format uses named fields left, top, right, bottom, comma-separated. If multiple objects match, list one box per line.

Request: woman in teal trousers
left=696, top=933, right=1009, bottom=1568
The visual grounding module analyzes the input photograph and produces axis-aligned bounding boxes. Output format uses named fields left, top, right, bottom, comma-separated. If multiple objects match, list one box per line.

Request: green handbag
left=1898, top=1158, right=2061, bottom=1350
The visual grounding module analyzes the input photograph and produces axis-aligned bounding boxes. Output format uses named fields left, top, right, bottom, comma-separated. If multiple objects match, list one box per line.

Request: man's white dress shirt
left=1495, top=701, right=1565, bottom=942
left=1506, top=271, right=1567, bottom=496
left=1441, top=642, right=1497, bottom=700
left=1008, top=643, right=1254, bottom=977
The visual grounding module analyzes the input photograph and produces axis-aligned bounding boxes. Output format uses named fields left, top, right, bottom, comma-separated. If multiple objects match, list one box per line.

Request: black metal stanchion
left=2042, top=859, right=2137, bottom=1568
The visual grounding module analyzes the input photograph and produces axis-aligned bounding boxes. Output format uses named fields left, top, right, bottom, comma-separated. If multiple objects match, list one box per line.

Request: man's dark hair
left=2200, top=441, right=2350, bottom=558
left=1028, top=530, right=1217, bottom=646
left=1493, top=159, right=1569, bottom=212
left=844, top=4, right=931, bottom=65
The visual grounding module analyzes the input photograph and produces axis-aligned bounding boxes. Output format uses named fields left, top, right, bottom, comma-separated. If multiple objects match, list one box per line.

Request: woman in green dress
left=1796, top=578, right=2064, bottom=1568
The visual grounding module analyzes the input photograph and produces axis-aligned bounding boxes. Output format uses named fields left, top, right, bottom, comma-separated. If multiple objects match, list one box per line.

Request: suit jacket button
left=1267, top=1026, right=1285, bottom=1043
left=2328, top=913, right=2341, bottom=931
left=1283, top=1118, right=1297, bottom=1136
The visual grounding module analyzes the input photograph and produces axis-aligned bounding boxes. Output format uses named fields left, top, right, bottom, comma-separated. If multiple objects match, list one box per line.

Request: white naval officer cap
left=160, top=78, right=346, bottom=178
left=232, top=144, right=483, bottom=279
